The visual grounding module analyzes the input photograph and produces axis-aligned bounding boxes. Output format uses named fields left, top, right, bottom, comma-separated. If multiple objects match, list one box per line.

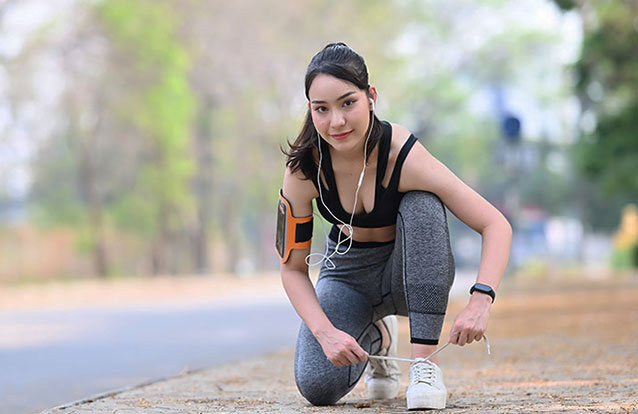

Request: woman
left=276, top=42, right=512, bottom=410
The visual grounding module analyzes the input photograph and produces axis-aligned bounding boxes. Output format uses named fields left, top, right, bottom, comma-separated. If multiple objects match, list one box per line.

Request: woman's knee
left=295, top=371, right=346, bottom=406
left=399, top=191, right=447, bottom=226
left=294, top=325, right=352, bottom=406
left=398, top=192, right=451, bottom=245
left=397, top=191, right=455, bottom=285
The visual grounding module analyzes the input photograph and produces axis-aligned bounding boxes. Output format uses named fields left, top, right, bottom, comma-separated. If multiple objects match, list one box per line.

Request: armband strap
left=275, top=190, right=312, bottom=263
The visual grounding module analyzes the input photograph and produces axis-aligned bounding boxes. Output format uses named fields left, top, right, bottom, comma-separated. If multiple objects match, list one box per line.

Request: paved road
left=0, top=299, right=300, bottom=414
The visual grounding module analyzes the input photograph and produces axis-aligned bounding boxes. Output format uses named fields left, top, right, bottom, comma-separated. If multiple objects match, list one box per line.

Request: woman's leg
left=386, top=191, right=456, bottom=358
left=294, top=277, right=383, bottom=405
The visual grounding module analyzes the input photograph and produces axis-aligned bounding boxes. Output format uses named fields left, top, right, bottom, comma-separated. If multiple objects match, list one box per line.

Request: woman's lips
left=331, top=131, right=352, bottom=140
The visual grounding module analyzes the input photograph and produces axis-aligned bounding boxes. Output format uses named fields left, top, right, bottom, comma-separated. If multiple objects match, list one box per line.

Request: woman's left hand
left=448, top=293, right=492, bottom=346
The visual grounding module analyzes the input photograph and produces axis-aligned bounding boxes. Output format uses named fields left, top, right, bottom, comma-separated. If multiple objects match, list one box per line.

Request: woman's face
left=308, top=73, right=375, bottom=154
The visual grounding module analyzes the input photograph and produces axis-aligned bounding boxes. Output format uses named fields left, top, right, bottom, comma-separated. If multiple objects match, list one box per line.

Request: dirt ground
left=31, top=272, right=638, bottom=413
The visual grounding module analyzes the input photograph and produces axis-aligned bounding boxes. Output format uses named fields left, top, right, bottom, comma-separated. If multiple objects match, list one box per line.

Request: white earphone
left=370, top=97, right=375, bottom=112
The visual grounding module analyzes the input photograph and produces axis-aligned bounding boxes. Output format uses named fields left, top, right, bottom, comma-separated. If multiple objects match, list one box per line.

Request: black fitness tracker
left=469, top=283, right=495, bottom=303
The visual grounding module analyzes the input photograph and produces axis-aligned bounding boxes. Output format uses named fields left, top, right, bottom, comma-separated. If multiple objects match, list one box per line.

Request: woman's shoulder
left=387, top=122, right=419, bottom=155
left=388, top=122, right=411, bottom=137
left=282, top=165, right=319, bottom=214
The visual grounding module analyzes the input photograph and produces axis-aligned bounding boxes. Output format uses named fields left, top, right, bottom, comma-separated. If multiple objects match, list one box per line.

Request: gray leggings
left=294, top=191, right=455, bottom=406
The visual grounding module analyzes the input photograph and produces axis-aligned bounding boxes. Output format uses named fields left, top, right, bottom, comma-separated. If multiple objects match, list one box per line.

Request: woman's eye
left=344, top=99, right=356, bottom=107
left=315, top=106, right=327, bottom=113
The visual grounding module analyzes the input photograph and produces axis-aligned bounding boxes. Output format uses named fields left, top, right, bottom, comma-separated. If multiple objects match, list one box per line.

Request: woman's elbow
left=481, top=212, right=512, bottom=241
left=501, top=215, right=513, bottom=243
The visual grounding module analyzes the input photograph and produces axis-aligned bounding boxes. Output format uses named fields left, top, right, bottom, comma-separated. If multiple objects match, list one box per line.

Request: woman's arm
left=399, top=132, right=513, bottom=346
left=280, top=167, right=368, bottom=366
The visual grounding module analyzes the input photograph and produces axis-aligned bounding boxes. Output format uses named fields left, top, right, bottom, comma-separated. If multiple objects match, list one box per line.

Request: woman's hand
left=315, top=327, right=369, bottom=367
left=448, top=293, right=492, bottom=346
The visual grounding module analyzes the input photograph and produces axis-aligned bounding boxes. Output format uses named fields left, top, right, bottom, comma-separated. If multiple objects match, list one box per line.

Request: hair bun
left=323, top=42, right=348, bottom=50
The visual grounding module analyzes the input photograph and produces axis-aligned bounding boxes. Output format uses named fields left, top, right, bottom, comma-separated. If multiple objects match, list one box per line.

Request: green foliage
left=562, top=0, right=638, bottom=201
left=96, top=0, right=196, bottom=240
left=575, top=101, right=638, bottom=197
left=518, top=161, right=573, bottom=216
left=15, top=0, right=592, bottom=277
left=110, top=192, right=158, bottom=237
left=29, top=134, right=84, bottom=228
left=611, top=245, right=638, bottom=269
left=98, top=1, right=185, bottom=71
left=574, top=3, right=638, bottom=96
left=553, top=0, right=576, bottom=11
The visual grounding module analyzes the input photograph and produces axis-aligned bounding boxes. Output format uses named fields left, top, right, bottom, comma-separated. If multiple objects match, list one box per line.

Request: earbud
left=369, top=98, right=375, bottom=112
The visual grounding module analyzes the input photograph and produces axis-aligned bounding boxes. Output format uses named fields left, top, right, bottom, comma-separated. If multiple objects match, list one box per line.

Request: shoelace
left=368, top=335, right=491, bottom=364
left=412, top=361, right=436, bottom=385
left=370, top=355, right=401, bottom=378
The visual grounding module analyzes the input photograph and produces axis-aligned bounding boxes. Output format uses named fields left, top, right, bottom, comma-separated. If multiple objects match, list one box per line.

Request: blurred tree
left=392, top=0, right=577, bottom=211
left=0, top=0, right=34, bottom=224
left=173, top=0, right=412, bottom=272
left=157, top=0, right=580, bottom=272
left=2, top=2, right=116, bottom=276
left=6, top=0, right=585, bottom=279
left=554, top=0, right=638, bottom=222
left=96, top=0, right=196, bottom=275
left=27, top=6, right=131, bottom=277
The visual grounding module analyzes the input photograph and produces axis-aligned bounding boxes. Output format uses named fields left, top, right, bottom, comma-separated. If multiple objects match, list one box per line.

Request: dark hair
left=283, top=42, right=383, bottom=181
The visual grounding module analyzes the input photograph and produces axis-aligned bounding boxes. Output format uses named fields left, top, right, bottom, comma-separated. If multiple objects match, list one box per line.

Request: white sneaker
left=364, top=315, right=401, bottom=399
left=406, top=359, right=447, bottom=410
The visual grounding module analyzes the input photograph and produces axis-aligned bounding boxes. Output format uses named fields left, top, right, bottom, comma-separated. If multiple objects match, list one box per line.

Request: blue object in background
left=502, top=115, right=522, bottom=143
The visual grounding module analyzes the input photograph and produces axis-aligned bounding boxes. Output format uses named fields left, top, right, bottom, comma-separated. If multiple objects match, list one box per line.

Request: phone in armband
left=275, top=190, right=312, bottom=263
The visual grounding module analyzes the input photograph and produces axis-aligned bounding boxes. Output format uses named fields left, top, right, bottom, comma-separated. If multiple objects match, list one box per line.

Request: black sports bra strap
left=387, top=135, right=417, bottom=191
left=375, top=121, right=392, bottom=187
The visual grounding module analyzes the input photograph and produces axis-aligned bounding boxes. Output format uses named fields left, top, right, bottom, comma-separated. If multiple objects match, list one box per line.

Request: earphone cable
left=305, top=111, right=374, bottom=268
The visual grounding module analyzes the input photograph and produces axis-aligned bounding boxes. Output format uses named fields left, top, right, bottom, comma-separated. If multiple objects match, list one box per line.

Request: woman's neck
left=329, top=141, right=377, bottom=171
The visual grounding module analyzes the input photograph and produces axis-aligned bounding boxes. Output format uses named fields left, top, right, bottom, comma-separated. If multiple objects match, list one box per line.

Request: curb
left=39, top=367, right=207, bottom=414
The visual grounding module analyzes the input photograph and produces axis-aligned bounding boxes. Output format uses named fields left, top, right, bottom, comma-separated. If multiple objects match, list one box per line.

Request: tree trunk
left=68, top=92, right=110, bottom=277
left=191, top=96, right=215, bottom=274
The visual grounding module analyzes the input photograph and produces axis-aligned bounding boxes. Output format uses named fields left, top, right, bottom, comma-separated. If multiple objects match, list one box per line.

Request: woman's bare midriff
left=337, top=223, right=396, bottom=243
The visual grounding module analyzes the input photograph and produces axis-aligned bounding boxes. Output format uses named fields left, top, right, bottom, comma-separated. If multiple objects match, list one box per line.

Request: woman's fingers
left=328, top=347, right=366, bottom=367
left=331, top=352, right=362, bottom=367
left=450, top=322, right=485, bottom=346
left=465, top=326, right=485, bottom=345
left=333, top=354, right=349, bottom=367
left=353, top=343, right=369, bottom=363
left=450, top=321, right=468, bottom=345
left=323, top=329, right=371, bottom=367
left=344, top=350, right=360, bottom=366
left=343, top=337, right=368, bottom=365
left=449, top=300, right=490, bottom=346
left=448, top=329, right=460, bottom=344
left=346, top=342, right=369, bottom=365
left=458, top=329, right=469, bottom=346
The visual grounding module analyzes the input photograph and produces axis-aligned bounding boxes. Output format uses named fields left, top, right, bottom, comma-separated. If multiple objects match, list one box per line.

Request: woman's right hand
left=315, top=327, right=369, bottom=367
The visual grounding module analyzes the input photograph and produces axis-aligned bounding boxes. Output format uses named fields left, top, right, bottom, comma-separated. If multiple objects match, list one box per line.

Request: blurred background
left=1, top=1, right=637, bottom=413
left=0, top=0, right=637, bottom=282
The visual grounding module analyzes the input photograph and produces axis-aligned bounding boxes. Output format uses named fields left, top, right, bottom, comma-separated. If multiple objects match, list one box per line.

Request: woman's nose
left=330, top=110, right=346, bottom=127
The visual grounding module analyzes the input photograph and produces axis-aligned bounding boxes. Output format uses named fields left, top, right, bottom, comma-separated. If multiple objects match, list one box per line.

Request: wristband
left=469, top=283, right=495, bottom=303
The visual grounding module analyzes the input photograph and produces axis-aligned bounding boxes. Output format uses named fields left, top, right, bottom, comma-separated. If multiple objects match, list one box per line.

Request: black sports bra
left=312, top=120, right=418, bottom=228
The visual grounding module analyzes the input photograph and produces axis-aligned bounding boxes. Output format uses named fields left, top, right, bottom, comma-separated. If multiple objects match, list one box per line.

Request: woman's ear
left=368, top=86, right=378, bottom=110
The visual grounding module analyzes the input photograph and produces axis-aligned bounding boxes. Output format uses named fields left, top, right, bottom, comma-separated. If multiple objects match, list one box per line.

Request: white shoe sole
left=406, top=389, right=446, bottom=410
left=366, top=380, right=400, bottom=400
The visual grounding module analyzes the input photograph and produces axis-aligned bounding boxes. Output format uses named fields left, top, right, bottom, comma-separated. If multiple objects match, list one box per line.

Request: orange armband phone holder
left=275, top=190, right=313, bottom=263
